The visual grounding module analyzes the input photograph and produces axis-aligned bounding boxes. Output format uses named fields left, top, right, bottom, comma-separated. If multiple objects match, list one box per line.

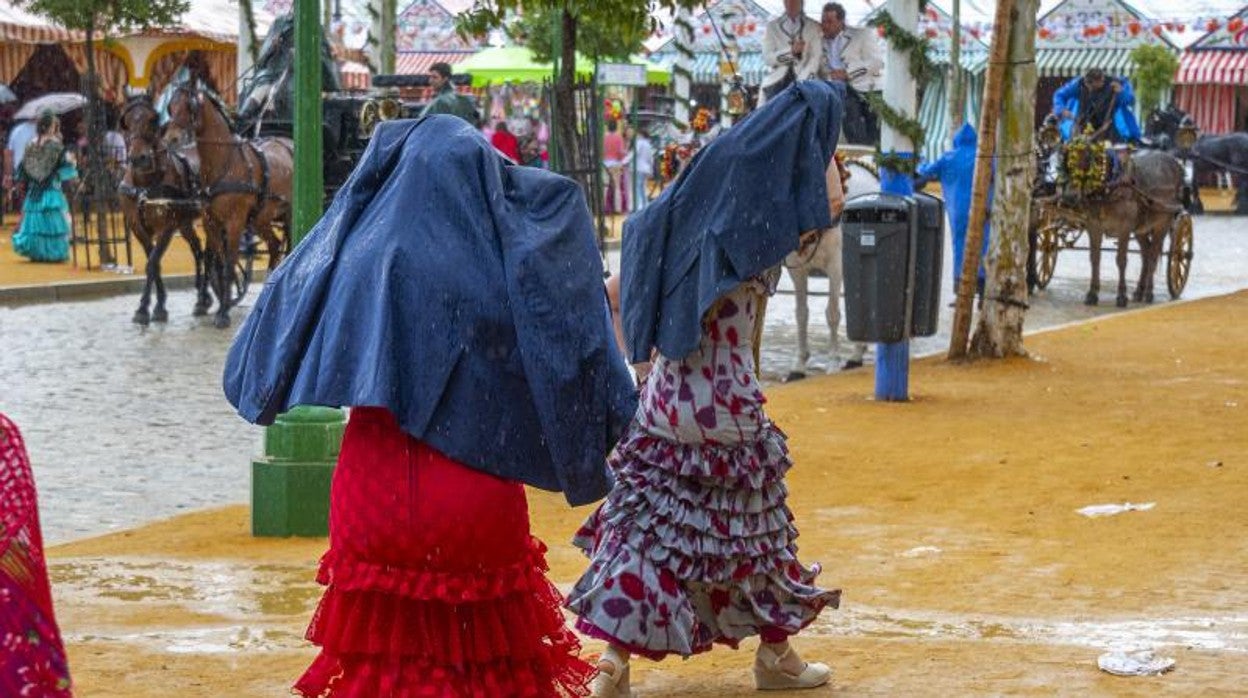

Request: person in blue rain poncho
left=222, top=115, right=637, bottom=697
left=1052, top=68, right=1142, bottom=144
left=917, top=123, right=990, bottom=295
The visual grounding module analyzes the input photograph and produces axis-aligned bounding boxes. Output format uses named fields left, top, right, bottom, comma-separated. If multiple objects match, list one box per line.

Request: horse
left=164, top=84, right=293, bottom=328
left=1046, top=138, right=1186, bottom=307
left=117, top=95, right=211, bottom=324
left=783, top=155, right=873, bottom=379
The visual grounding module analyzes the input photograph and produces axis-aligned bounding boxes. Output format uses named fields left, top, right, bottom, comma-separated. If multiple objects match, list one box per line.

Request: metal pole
left=293, top=0, right=324, bottom=242
left=370, top=0, right=396, bottom=75
left=238, top=0, right=256, bottom=95
left=248, top=0, right=343, bottom=539
left=874, top=0, right=920, bottom=401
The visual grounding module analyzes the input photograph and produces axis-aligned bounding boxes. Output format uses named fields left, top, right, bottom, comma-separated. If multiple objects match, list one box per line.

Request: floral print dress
left=567, top=277, right=839, bottom=659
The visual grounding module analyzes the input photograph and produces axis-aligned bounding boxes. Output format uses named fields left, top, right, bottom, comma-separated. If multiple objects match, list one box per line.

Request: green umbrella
left=457, top=46, right=669, bottom=87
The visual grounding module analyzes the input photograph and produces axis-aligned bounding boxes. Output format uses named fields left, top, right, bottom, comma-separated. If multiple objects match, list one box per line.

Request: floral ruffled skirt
left=296, top=408, right=592, bottom=697
left=566, top=423, right=839, bottom=660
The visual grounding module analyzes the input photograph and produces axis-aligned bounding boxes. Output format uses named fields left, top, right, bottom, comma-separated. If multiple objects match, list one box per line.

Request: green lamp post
left=250, top=0, right=345, bottom=537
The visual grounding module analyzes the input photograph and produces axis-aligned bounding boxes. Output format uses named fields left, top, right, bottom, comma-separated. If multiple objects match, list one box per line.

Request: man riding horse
left=1052, top=68, right=1142, bottom=145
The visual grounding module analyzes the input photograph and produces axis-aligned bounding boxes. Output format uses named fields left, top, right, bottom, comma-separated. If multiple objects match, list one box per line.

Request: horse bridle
left=121, top=98, right=167, bottom=179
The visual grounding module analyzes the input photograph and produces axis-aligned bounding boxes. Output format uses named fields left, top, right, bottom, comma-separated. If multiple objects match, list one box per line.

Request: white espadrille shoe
left=590, top=646, right=633, bottom=698
left=753, top=643, right=831, bottom=691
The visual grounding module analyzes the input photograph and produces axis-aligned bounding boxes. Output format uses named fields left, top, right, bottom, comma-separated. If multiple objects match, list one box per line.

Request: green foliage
left=456, top=1, right=703, bottom=62
left=13, top=0, right=189, bottom=34
left=1130, top=44, right=1180, bottom=116
left=505, top=4, right=651, bottom=62
left=866, top=9, right=929, bottom=175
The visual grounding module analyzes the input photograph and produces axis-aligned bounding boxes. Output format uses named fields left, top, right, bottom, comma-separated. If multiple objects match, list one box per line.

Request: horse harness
left=174, top=83, right=291, bottom=236
left=118, top=100, right=203, bottom=227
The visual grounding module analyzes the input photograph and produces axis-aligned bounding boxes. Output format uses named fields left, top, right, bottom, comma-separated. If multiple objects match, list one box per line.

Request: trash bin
left=842, top=193, right=912, bottom=343
left=909, top=193, right=945, bottom=337
left=842, top=192, right=945, bottom=343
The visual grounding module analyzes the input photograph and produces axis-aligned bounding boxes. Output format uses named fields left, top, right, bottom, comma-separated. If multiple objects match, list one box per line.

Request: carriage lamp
left=378, top=97, right=401, bottom=121
left=1039, top=114, right=1062, bottom=149
left=1176, top=117, right=1198, bottom=151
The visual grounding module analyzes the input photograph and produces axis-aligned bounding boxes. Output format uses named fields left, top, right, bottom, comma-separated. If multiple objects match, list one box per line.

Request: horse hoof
left=192, top=304, right=209, bottom=317
left=213, top=315, right=232, bottom=329
left=153, top=308, right=169, bottom=323
left=1132, top=289, right=1144, bottom=302
left=785, top=371, right=807, bottom=383
left=1116, top=295, right=1129, bottom=308
left=1145, top=292, right=1155, bottom=304
left=1084, top=292, right=1099, bottom=306
left=132, top=310, right=150, bottom=326
left=843, top=360, right=865, bottom=370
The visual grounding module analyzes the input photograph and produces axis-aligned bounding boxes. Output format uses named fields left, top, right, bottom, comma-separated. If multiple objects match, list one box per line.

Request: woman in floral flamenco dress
left=567, top=81, right=847, bottom=696
left=1, top=414, right=74, bottom=697
left=224, top=115, right=637, bottom=697
left=12, top=112, right=76, bottom=263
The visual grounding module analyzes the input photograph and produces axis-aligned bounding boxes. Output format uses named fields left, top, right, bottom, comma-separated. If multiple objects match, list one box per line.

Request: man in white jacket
left=820, top=2, right=885, bottom=144
left=760, top=0, right=824, bottom=106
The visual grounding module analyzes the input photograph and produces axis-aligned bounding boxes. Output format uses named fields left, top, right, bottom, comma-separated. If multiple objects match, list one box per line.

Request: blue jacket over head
left=1052, top=75, right=1142, bottom=142
left=223, top=116, right=638, bottom=506
left=622, top=80, right=843, bottom=364
left=917, top=123, right=990, bottom=278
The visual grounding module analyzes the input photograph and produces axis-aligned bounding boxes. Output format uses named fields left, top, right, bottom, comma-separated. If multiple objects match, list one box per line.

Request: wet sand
left=50, top=291, right=1248, bottom=696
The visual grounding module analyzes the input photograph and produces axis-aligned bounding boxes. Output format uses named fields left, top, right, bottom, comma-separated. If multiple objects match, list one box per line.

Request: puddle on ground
left=52, top=559, right=1248, bottom=657
left=50, top=557, right=322, bottom=618
left=807, top=605, right=1248, bottom=653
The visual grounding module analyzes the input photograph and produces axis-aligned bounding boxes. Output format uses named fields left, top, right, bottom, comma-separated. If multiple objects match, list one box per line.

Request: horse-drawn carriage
left=120, top=15, right=413, bottom=328
left=1029, top=115, right=1196, bottom=307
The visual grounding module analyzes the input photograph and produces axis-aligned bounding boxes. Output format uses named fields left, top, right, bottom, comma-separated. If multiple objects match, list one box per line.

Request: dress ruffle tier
left=568, top=425, right=840, bottom=660
left=296, top=537, right=593, bottom=698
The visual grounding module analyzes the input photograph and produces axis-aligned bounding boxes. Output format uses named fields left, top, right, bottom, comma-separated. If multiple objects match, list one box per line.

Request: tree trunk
left=946, top=0, right=1012, bottom=360
left=969, top=0, right=1039, bottom=358
left=84, top=16, right=114, bottom=265
left=553, top=7, right=579, bottom=175
left=947, top=0, right=964, bottom=139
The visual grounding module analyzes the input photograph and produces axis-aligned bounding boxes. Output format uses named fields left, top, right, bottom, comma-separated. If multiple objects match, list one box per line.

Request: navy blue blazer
left=223, top=116, right=638, bottom=506
left=621, top=81, right=843, bottom=363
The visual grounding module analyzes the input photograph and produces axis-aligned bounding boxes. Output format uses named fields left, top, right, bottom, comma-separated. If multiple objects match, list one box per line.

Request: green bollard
left=251, top=406, right=344, bottom=537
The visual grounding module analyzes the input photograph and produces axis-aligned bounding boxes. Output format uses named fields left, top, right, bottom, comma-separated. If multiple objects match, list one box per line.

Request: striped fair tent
left=917, top=58, right=988, bottom=162
left=1173, top=7, right=1248, bottom=134
left=648, top=0, right=773, bottom=86
left=1033, top=0, right=1179, bottom=126
left=395, top=51, right=477, bottom=76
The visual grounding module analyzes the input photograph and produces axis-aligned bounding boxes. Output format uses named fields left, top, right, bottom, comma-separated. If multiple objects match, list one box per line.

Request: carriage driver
left=1052, top=68, right=1143, bottom=145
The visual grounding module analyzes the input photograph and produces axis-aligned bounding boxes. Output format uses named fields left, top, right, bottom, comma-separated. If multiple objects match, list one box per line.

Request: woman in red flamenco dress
left=1, top=413, right=74, bottom=698
left=223, top=115, right=638, bottom=697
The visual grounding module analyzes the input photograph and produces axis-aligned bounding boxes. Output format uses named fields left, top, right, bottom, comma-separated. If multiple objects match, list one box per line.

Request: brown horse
left=1048, top=143, right=1184, bottom=307
left=164, top=84, right=292, bottom=328
left=118, top=95, right=211, bottom=324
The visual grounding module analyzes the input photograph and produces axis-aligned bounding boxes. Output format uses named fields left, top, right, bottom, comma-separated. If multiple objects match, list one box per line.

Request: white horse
left=783, top=156, right=878, bottom=379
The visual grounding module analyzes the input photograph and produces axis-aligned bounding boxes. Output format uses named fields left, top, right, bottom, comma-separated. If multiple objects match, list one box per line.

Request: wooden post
left=946, top=0, right=1014, bottom=360
left=970, top=0, right=1039, bottom=357
left=874, top=0, right=920, bottom=402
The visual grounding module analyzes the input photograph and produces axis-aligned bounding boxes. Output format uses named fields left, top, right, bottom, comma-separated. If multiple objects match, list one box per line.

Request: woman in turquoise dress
left=12, top=112, right=77, bottom=263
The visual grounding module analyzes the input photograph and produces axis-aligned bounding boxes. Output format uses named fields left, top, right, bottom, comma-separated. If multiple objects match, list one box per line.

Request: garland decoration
left=1060, top=127, right=1110, bottom=196
left=864, top=6, right=932, bottom=176
left=690, top=106, right=714, bottom=134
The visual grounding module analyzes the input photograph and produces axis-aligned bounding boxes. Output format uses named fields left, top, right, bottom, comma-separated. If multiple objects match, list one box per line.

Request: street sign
left=597, top=62, right=648, bottom=87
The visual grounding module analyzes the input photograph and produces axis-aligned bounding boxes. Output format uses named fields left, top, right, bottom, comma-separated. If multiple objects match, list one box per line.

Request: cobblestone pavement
left=2, top=215, right=1244, bottom=542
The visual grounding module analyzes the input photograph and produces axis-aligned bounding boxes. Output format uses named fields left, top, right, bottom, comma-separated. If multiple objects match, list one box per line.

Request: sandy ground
left=47, top=291, right=1248, bottom=696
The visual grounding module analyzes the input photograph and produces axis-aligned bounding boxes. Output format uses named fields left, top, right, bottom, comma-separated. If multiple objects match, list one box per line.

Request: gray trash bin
left=910, top=193, right=945, bottom=337
left=842, top=193, right=912, bottom=343
left=842, top=192, right=945, bottom=343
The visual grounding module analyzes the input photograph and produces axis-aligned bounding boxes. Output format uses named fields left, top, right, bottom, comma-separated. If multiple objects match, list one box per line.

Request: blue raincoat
left=917, top=123, right=990, bottom=287
left=622, top=80, right=844, bottom=364
left=1052, top=75, right=1142, bottom=142
left=223, top=116, right=637, bottom=506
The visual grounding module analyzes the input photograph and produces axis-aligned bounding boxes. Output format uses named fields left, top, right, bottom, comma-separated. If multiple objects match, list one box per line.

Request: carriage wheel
left=1035, top=220, right=1063, bottom=290
left=1167, top=212, right=1194, bottom=299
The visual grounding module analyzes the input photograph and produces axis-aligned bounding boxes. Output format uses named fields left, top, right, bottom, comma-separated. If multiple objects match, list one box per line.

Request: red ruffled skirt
left=295, top=407, right=593, bottom=698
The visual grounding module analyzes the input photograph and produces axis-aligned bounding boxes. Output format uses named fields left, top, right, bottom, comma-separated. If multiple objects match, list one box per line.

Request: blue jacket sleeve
left=1052, top=78, right=1080, bottom=114
left=1116, top=78, right=1136, bottom=108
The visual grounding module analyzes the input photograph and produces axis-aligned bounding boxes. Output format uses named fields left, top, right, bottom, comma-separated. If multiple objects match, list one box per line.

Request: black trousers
left=841, top=85, right=880, bottom=146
